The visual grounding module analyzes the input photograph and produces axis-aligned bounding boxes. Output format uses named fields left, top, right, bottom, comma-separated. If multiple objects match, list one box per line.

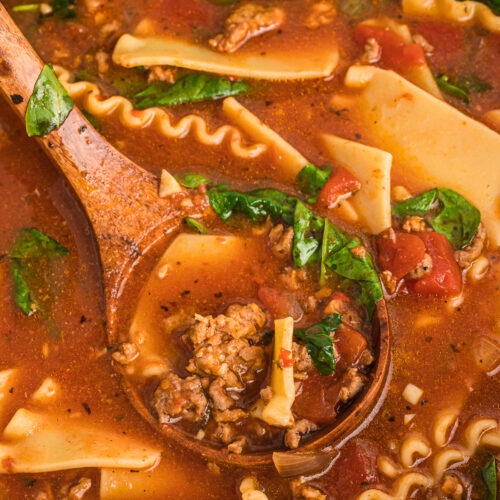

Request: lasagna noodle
left=402, top=0, right=500, bottom=33
left=112, top=34, right=339, bottom=80
left=53, top=66, right=267, bottom=160
left=343, top=65, right=500, bottom=248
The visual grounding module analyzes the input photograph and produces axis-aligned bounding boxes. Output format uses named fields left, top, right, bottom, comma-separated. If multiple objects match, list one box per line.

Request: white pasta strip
left=53, top=66, right=267, bottom=160
left=403, top=0, right=500, bottom=33
left=112, top=34, right=339, bottom=80
left=321, top=134, right=392, bottom=234
left=343, top=65, right=500, bottom=248
left=359, top=18, right=442, bottom=98
left=30, top=378, right=59, bottom=403
left=0, top=409, right=160, bottom=472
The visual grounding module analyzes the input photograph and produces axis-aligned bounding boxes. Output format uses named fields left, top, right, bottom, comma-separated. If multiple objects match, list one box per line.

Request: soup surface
left=0, top=0, right=499, bottom=498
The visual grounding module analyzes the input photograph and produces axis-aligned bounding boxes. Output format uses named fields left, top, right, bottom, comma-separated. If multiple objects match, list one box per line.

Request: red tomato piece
left=415, top=21, right=464, bottom=55
left=293, top=374, right=340, bottom=424
left=257, top=287, right=303, bottom=321
left=335, top=325, right=368, bottom=367
left=409, top=232, right=462, bottom=295
left=376, top=230, right=426, bottom=280
left=278, top=348, right=295, bottom=368
left=331, top=292, right=350, bottom=302
left=355, top=25, right=426, bottom=70
left=316, top=167, right=361, bottom=209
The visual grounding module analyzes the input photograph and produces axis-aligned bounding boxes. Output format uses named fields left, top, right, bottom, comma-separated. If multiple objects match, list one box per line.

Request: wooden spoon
left=0, top=4, right=391, bottom=467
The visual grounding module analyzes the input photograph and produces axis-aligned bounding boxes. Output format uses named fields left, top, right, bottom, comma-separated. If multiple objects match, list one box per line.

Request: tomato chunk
left=336, top=325, right=368, bottom=367
left=355, top=25, right=426, bottom=70
left=409, top=232, right=462, bottom=295
left=279, top=348, right=295, bottom=368
left=316, top=167, right=361, bottom=209
left=293, top=374, right=340, bottom=424
left=377, top=230, right=426, bottom=280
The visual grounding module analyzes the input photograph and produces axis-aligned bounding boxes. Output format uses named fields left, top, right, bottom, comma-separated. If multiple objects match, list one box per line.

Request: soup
left=0, top=0, right=499, bottom=498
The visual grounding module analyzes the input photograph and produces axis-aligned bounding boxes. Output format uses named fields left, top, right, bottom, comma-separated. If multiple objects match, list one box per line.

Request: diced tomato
left=376, top=230, right=426, bottom=280
left=278, top=348, right=295, bottom=368
left=355, top=25, right=426, bottom=70
left=331, top=292, right=350, bottom=302
left=408, top=232, right=462, bottom=295
left=336, top=325, right=368, bottom=367
left=316, top=167, right=361, bottom=209
left=293, top=374, right=339, bottom=424
left=257, top=287, right=303, bottom=321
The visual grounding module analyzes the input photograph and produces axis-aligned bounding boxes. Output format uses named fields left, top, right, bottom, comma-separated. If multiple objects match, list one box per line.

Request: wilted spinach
left=481, top=454, right=497, bottom=500
left=176, top=173, right=212, bottom=189
left=296, top=163, right=331, bottom=203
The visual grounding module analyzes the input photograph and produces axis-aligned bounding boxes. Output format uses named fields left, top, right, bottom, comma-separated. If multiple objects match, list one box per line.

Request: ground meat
left=359, top=349, right=374, bottom=367
left=302, top=295, right=318, bottom=313
left=407, top=252, right=433, bottom=280
left=147, top=66, right=176, bottom=83
left=260, top=385, right=274, bottom=402
left=324, top=297, right=364, bottom=329
left=380, top=270, right=398, bottom=295
left=163, top=310, right=195, bottom=335
left=280, top=266, right=307, bottom=291
left=269, top=224, right=294, bottom=259
left=213, top=408, right=247, bottom=423
left=58, top=477, right=92, bottom=500
left=214, top=422, right=236, bottom=444
left=209, top=378, right=234, bottom=411
left=304, top=1, right=336, bottom=29
left=361, top=38, right=381, bottom=64
left=441, top=474, right=464, bottom=499
left=455, top=223, right=486, bottom=268
left=111, top=342, right=139, bottom=364
left=153, top=372, right=208, bottom=423
left=401, top=215, right=428, bottom=233
left=284, top=419, right=318, bottom=449
left=209, top=3, right=285, bottom=53
left=95, top=50, right=109, bottom=74
left=293, top=342, right=314, bottom=374
left=291, top=478, right=327, bottom=500
left=228, top=436, right=247, bottom=454
left=339, top=367, right=365, bottom=403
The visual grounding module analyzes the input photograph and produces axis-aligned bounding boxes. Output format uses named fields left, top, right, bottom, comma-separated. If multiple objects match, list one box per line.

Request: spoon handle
left=0, top=4, right=176, bottom=287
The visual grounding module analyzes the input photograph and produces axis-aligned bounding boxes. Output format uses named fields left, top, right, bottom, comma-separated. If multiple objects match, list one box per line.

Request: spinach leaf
left=46, top=0, right=76, bottom=18
left=25, top=65, right=74, bottom=137
left=392, top=189, right=438, bottom=217
left=207, top=187, right=296, bottom=224
left=12, top=264, right=34, bottom=315
left=338, top=0, right=371, bottom=17
left=8, top=229, right=68, bottom=329
left=481, top=454, right=497, bottom=500
left=320, top=220, right=348, bottom=286
left=176, top=173, right=212, bottom=189
left=296, top=163, right=331, bottom=203
left=184, top=217, right=207, bottom=234
left=134, top=74, right=251, bottom=109
left=392, top=188, right=481, bottom=248
left=436, top=73, right=492, bottom=104
left=325, top=238, right=382, bottom=319
left=293, top=314, right=342, bottom=375
left=293, top=201, right=323, bottom=268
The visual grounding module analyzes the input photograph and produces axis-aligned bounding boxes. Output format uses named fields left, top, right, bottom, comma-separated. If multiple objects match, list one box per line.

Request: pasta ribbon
left=402, top=0, right=500, bottom=33
left=53, top=66, right=267, bottom=160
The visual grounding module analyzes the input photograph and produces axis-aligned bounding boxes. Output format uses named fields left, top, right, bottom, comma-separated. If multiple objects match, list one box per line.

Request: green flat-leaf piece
left=176, top=173, right=212, bottom=189
left=135, top=74, right=251, bottom=109
left=12, top=264, right=35, bottom=315
left=296, top=163, right=331, bottom=202
left=293, top=201, right=322, bottom=268
left=392, top=189, right=438, bottom=218
left=320, top=220, right=348, bottom=286
left=184, top=217, right=207, bottom=234
left=435, top=73, right=492, bottom=104
left=8, top=228, right=68, bottom=260
left=25, top=65, right=74, bottom=137
left=293, top=314, right=342, bottom=375
left=481, top=454, right=497, bottom=500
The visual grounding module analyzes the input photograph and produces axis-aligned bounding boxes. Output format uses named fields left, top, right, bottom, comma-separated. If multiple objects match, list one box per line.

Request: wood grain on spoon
left=0, top=3, right=189, bottom=334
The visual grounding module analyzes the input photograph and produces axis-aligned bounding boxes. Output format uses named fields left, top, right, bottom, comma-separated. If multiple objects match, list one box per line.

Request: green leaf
left=293, top=201, right=322, bottom=268
left=207, top=187, right=297, bottom=224
left=481, top=454, right=497, bottom=500
left=184, top=217, right=207, bottom=234
left=134, top=74, right=251, bottom=109
left=47, top=0, right=76, bottom=18
left=12, top=264, right=35, bottom=315
left=435, top=73, right=492, bottom=104
left=392, top=189, right=438, bottom=218
left=12, top=4, right=40, bottom=12
left=296, top=163, right=331, bottom=203
left=25, top=65, right=74, bottom=137
left=338, top=0, right=371, bottom=17
left=293, top=314, right=342, bottom=375
left=325, top=239, right=382, bottom=319
left=176, top=173, right=212, bottom=189
left=392, top=188, right=481, bottom=248
left=433, top=188, right=481, bottom=249
left=320, top=220, right=349, bottom=286
left=8, top=228, right=68, bottom=260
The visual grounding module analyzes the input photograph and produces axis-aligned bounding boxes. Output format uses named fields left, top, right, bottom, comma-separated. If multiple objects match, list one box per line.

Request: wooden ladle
left=0, top=4, right=391, bottom=467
